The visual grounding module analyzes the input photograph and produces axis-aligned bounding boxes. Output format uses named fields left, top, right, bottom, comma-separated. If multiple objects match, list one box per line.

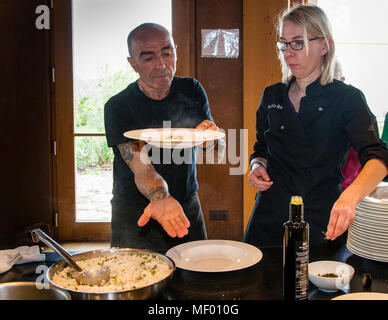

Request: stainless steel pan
left=46, top=248, right=175, bottom=300
left=31, top=229, right=175, bottom=300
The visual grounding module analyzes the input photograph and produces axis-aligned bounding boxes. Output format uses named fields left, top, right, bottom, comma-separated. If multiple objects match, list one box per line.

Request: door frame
left=53, top=0, right=194, bottom=240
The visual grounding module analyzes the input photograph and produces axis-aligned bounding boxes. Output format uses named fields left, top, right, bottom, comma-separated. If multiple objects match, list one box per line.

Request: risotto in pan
left=51, top=251, right=172, bottom=293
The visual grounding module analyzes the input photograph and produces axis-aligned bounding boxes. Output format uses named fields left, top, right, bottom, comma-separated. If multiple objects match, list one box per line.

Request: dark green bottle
left=283, top=196, right=309, bottom=301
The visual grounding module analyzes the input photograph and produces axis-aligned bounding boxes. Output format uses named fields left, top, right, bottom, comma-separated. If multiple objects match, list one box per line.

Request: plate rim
left=123, top=128, right=225, bottom=143
left=331, top=292, right=388, bottom=300
left=165, top=239, right=263, bottom=273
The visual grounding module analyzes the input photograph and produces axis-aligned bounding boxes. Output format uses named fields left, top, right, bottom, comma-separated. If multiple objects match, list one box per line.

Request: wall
left=0, top=0, right=53, bottom=244
left=174, top=0, right=244, bottom=240
left=173, top=0, right=244, bottom=240
left=195, top=0, right=244, bottom=240
left=243, top=0, right=288, bottom=229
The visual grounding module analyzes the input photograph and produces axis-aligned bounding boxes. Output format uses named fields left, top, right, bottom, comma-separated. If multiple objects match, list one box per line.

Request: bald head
left=127, top=23, right=172, bottom=57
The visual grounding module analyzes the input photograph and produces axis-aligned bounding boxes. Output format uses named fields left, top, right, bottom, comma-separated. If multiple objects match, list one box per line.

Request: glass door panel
left=72, top=0, right=172, bottom=223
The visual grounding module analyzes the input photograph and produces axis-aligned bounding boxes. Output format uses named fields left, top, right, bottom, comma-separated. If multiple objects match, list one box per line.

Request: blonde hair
left=333, top=58, right=343, bottom=80
left=276, top=3, right=335, bottom=85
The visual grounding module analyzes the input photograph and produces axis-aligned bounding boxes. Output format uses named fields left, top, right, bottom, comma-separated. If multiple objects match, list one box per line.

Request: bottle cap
left=291, top=196, right=303, bottom=205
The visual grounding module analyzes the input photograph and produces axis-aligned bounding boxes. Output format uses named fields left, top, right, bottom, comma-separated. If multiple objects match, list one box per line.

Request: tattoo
left=117, top=140, right=140, bottom=163
left=148, top=186, right=170, bottom=201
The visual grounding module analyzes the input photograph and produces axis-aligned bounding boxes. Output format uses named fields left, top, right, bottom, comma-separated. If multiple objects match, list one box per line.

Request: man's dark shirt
left=104, top=76, right=213, bottom=207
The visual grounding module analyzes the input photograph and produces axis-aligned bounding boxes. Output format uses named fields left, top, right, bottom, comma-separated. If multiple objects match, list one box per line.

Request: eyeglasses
left=275, top=37, right=324, bottom=51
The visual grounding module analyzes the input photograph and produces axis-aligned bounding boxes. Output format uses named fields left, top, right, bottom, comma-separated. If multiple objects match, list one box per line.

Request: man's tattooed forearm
left=118, top=141, right=140, bottom=163
left=148, top=186, right=170, bottom=201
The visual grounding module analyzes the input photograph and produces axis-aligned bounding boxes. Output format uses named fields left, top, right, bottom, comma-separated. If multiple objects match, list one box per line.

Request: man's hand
left=118, top=140, right=190, bottom=238
left=196, top=119, right=218, bottom=131
left=248, top=163, right=273, bottom=191
left=137, top=196, right=191, bottom=238
left=196, top=120, right=219, bottom=150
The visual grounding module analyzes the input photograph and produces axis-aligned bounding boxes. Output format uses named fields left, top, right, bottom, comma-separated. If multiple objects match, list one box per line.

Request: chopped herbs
left=318, top=273, right=339, bottom=278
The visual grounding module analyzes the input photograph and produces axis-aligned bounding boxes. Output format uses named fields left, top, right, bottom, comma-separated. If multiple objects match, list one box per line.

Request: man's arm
left=117, top=140, right=190, bottom=238
left=117, top=140, right=169, bottom=200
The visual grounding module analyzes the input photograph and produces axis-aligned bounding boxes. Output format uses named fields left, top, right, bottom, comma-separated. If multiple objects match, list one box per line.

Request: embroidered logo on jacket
left=267, top=104, right=283, bottom=110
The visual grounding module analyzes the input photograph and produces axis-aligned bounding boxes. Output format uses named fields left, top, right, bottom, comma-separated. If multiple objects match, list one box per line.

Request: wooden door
left=54, top=0, right=176, bottom=241
left=0, top=0, right=54, bottom=243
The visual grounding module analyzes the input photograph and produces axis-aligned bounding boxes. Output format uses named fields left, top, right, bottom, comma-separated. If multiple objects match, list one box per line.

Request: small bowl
left=308, top=261, right=354, bottom=292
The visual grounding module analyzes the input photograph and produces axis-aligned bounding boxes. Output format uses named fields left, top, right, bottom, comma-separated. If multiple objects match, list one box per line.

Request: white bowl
left=308, top=260, right=355, bottom=292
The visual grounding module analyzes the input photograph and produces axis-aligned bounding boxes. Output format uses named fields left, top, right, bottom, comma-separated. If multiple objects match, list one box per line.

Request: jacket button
left=280, top=125, right=285, bottom=130
left=318, top=107, right=323, bottom=111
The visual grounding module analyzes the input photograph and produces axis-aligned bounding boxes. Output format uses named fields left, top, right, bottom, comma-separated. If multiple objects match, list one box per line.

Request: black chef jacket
left=244, top=78, right=388, bottom=247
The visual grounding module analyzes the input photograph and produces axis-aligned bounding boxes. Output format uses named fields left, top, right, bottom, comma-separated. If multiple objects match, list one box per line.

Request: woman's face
left=280, top=20, right=328, bottom=81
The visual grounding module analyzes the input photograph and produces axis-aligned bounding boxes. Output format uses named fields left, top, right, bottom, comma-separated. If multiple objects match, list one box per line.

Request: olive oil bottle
left=283, top=196, right=309, bottom=301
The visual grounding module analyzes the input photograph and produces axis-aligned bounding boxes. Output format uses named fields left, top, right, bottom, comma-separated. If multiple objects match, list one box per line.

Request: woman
left=244, top=4, right=388, bottom=247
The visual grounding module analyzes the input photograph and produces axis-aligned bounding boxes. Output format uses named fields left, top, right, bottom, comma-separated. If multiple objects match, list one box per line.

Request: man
left=104, top=23, right=224, bottom=252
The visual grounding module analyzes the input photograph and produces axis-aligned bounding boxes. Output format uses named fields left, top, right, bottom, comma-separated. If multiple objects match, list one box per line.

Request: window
left=54, top=0, right=172, bottom=240
left=317, top=0, right=388, bottom=133
left=73, top=0, right=171, bottom=223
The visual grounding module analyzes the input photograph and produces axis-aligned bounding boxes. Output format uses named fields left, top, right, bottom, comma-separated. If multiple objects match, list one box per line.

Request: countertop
left=1, top=243, right=387, bottom=300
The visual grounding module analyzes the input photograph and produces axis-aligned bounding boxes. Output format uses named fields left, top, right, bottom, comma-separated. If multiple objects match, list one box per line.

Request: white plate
left=363, top=197, right=388, bottom=206
left=351, top=219, right=388, bottom=233
left=346, top=239, right=388, bottom=262
left=363, top=183, right=388, bottom=205
left=357, top=203, right=388, bottom=214
left=123, top=128, right=225, bottom=148
left=332, top=292, right=388, bottom=300
left=165, top=240, right=263, bottom=272
left=353, top=215, right=388, bottom=226
left=346, top=244, right=388, bottom=263
left=349, top=224, right=388, bottom=242
left=356, top=207, right=388, bottom=218
left=348, top=233, right=388, bottom=252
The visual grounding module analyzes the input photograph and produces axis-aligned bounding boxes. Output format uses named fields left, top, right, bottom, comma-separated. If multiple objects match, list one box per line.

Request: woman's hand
left=325, top=193, right=356, bottom=241
left=137, top=196, right=191, bottom=238
left=248, top=163, right=273, bottom=191
left=325, top=159, right=388, bottom=240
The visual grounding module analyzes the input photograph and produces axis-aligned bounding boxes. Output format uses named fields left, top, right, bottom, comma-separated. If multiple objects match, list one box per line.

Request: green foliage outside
left=74, top=65, right=138, bottom=173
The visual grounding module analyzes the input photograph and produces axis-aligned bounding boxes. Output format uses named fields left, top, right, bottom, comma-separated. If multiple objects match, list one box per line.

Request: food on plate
left=166, top=135, right=183, bottom=140
left=145, top=134, right=184, bottom=141
left=51, top=251, right=172, bottom=293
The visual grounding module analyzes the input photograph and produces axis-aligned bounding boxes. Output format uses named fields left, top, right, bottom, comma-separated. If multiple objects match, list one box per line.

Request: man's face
left=128, top=29, right=177, bottom=92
